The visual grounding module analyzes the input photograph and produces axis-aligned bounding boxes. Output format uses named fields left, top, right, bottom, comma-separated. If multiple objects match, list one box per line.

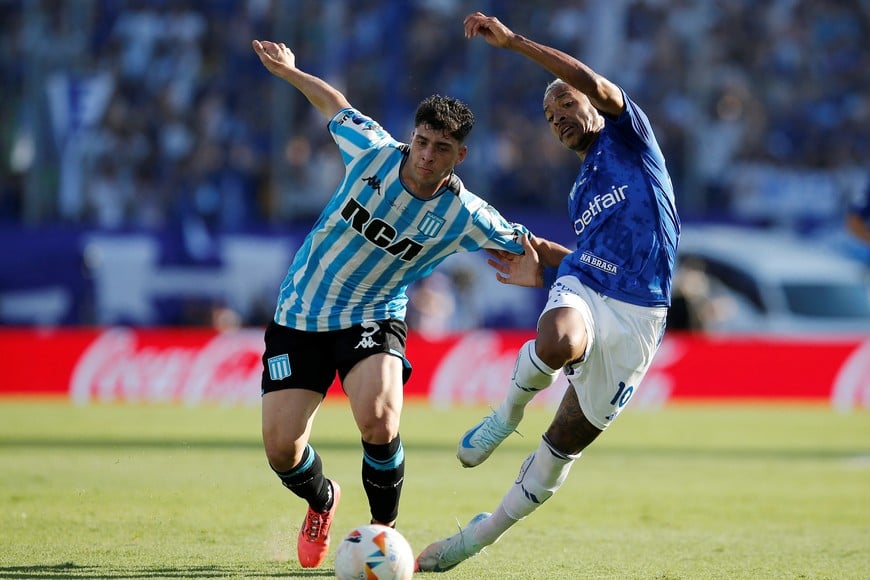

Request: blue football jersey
left=275, top=107, right=527, bottom=331
left=558, top=90, right=680, bottom=307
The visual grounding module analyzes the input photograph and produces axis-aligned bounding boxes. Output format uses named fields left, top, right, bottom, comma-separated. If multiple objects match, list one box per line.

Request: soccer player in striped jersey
left=251, top=39, right=530, bottom=569
left=417, top=12, right=680, bottom=572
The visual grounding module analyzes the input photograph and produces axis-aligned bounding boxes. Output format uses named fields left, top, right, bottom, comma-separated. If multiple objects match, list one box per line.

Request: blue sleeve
left=543, top=265, right=559, bottom=288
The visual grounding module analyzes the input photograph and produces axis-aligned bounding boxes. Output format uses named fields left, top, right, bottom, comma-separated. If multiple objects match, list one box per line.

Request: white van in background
left=674, top=225, right=870, bottom=335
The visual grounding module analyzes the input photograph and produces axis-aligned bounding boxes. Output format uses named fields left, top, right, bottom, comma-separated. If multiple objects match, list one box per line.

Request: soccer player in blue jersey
left=416, top=12, right=680, bottom=572
left=251, top=39, right=529, bottom=569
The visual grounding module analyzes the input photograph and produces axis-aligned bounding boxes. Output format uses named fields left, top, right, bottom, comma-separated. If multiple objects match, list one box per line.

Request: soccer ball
left=334, top=524, right=415, bottom=580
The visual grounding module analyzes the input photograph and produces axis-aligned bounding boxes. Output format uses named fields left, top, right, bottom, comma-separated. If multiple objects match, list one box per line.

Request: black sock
left=362, top=436, right=404, bottom=524
left=272, top=444, right=332, bottom=512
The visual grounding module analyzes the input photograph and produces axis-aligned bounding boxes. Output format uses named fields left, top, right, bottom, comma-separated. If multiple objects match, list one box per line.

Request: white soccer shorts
left=540, top=276, right=668, bottom=430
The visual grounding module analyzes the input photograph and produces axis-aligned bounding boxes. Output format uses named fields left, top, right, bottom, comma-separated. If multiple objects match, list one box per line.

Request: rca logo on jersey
left=573, top=184, right=627, bottom=234
left=341, top=198, right=423, bottom=261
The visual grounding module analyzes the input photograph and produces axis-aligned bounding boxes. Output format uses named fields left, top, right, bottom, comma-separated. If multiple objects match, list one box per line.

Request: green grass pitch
left=1, top=400, right=867, bottom=579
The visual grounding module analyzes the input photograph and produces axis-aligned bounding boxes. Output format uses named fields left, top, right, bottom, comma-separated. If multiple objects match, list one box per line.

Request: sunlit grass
left=1, top=401, right=867, bottom=579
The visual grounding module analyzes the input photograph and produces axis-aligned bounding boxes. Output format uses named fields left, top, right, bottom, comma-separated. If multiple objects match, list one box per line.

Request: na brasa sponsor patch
left=580, top=251, right=618, bottom=274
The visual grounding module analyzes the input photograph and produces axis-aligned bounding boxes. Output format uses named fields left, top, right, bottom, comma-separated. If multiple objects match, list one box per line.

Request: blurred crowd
left=0, top=0, right=866, bottom=231
left=0, top=0, right=867, bottom=331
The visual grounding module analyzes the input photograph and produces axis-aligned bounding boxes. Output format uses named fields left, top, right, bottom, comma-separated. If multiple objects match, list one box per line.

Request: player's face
left=543, top=83, right=602, bottom=154
left=404, top=124, right=467, bottom=197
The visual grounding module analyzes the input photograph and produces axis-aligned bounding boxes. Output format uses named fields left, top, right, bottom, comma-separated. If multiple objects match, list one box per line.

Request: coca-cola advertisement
left=1, top=328, right=868, bottom=410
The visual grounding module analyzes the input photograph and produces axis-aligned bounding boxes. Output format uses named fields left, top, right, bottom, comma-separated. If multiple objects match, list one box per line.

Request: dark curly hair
left=414, top=95, right=475, bottom=143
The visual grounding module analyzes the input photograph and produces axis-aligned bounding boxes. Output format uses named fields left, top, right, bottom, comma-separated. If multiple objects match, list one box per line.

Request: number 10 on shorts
left=610, top=381, right=635, bottom=407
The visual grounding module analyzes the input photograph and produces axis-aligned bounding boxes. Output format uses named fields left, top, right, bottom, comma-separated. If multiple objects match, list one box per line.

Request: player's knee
left=537, top=309, right=588, bottom=367
left=535, top=332, right=585, bottom=369
left=357, top=413, right=400, bottom=444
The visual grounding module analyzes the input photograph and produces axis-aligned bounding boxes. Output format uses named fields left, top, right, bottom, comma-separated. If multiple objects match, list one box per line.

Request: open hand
left=463, top=12, right=515, bottom=48
left=252, top=40, right=296, bottom=77
left=486, top=234, right=544, bottom=287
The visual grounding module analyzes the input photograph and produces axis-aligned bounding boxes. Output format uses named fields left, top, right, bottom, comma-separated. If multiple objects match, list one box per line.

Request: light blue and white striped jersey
left=275, top=107, right=528, bottom=331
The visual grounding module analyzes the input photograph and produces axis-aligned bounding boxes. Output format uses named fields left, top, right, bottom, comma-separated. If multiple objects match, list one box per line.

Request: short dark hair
left=414, top=95, right=475, bottom=143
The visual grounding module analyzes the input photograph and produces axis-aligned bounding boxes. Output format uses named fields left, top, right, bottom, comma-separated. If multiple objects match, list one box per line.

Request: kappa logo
left=355, top=321, right=382, bottom=349
left=362, top=175, right=382, bottom=195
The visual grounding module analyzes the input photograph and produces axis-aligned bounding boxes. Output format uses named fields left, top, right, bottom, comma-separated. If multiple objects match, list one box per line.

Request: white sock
left=470, top=505, right=515, bottom=547
left=496, top=340, right=560, bottom=425
left=501, top=436, right=579, bottom=521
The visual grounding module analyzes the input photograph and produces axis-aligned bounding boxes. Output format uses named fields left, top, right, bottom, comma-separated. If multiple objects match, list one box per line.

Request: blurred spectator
left=1, top=0, right=866, bottom=229
left=667, top=258, right=738, bottom=332
left=211, top=302, right=243, bottom=333
left=406, top=271, right=457, bottom=339
left=840, top=176, right=870, bottom=268
left=0, top=0, right=867, bottom=329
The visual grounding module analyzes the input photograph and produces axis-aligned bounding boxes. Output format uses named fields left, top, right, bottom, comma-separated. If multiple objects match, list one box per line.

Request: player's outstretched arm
left=532, top=236, right=571, bottom=268
left=487, top=234, right=568, bottom=288
left=463, top=12, right=624, bottom=116
left=252, top=39, right=351, bottom=119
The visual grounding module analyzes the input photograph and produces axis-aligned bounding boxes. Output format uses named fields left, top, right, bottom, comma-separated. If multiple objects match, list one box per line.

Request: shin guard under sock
left=272, top=444, right=332, bottom=512
left=501, top=435, right=579, bottom=520
left=498, top=340, right=560, bottom=424
left=362, top=436, right=405, bottom=524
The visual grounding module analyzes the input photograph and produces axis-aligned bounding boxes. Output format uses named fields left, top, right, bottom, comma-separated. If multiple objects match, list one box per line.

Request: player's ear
left=455, top=144, right=468, bottom=165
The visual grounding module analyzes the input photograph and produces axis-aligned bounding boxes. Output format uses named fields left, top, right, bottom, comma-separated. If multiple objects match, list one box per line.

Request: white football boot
left=415, top=512, right=490, bottom=572
left=456, top=411, right=518, bottom=467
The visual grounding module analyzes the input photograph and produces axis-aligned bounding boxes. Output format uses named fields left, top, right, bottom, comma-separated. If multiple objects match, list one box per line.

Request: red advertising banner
left=0, top=328, right=868, bottom=410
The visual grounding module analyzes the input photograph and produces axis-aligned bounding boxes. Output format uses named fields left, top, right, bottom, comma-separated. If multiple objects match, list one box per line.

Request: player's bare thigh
left=544, top=385, right=603, bottom=455
left=343, top=352, right=404, bottom=444
left=261, top=388, right=324, bottom=469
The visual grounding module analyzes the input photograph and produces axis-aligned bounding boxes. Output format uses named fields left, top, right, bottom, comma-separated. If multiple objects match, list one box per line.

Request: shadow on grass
left=0, top=438, right=266, bottom=450
left=0, top=438, right=864, bottom=461
left=0, top=562, right=334, bottom=578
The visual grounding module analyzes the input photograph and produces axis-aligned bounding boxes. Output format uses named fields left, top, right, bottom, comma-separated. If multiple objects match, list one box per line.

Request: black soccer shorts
left=260, top=319, right=412, bottom=396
